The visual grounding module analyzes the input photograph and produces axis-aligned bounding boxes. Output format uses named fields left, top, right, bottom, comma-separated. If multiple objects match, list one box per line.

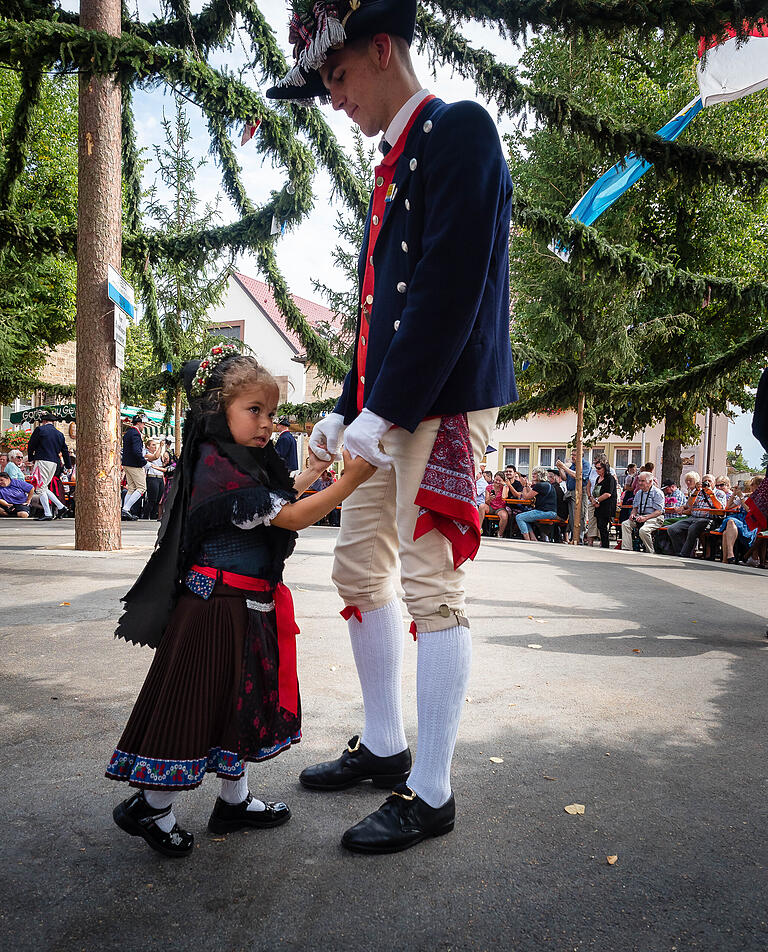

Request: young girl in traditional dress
left=106, top=344, right=374, bottom=857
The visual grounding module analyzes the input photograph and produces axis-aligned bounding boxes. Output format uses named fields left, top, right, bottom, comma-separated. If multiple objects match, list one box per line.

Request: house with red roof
left=207, top=271, right=343, bottom=407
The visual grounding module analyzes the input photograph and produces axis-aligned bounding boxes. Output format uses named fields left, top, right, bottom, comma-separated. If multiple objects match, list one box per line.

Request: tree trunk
left=75, top=0, right=122, bottom=551
left=572, top=391, right=585, bottom=544
left=175, top=388, right=182, bottom=457
left=661, top=408, right=685, bottom=486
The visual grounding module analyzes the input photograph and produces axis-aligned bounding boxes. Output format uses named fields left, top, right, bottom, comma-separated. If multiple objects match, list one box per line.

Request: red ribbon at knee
left=340, top=605, right=363, bottom=623
left=409, top=620, right=418, bottom=641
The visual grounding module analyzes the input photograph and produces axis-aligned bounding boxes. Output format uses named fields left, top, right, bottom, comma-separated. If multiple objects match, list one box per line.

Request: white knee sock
left=348, top=598, right=408, bottom=758
left=39, top=492, right=51, bottom=517
left=45, top=488, right=64, bottom=510
left=219, top=766, right=265, bottom=811
left=144, top=789, right=180, bottom=833
left=123, top=490, right=143, bottom=512
left=406, top=625, right=472, bottom=809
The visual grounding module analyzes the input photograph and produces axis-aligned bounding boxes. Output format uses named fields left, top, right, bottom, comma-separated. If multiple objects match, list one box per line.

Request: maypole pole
left=75, top=0, right=123, bottom=550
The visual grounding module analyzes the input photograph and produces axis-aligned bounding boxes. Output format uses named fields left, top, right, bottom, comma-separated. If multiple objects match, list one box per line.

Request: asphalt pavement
left=1, top=520, right=767, bottom=952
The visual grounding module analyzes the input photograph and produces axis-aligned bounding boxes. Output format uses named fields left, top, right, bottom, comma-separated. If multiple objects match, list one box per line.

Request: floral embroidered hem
left=106, top=735, right=301, bottom=790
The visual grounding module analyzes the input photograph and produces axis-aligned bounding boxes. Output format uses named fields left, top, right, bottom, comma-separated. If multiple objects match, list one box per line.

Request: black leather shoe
left=113, top=791, right=194, bottom=858
left=299, top=736, right=411, bottom=791
left=207, top=793, right=291, bottom=834
left=341, top=783, right=455, bottom=854
left=121, top=510, right=138, bottom=521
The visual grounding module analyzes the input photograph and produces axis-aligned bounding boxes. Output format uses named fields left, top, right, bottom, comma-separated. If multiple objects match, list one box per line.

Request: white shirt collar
left=380, top=88, right=430, bottom=152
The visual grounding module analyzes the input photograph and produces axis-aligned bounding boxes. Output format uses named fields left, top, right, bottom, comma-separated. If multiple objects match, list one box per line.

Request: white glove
left=309, top=412, right=346, bottom=461
left=343, top=408, right=393, bottom=469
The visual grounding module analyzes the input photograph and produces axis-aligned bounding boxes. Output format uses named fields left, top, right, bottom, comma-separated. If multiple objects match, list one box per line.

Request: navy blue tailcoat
left=334, top=97, right=517, bottom=433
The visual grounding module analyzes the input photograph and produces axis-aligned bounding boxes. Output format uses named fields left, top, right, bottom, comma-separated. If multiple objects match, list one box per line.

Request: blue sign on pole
left=107, top=264, right=135, bottom=320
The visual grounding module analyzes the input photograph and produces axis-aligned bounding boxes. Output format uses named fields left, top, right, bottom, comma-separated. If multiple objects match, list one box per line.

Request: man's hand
left=343, top=408, right=393, bottom=469
left=309, top=412, right=346, bottom=462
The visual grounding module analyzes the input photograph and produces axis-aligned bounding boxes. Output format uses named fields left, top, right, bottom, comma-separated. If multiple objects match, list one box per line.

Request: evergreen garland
left=417, top=10, right=768, bottom=190
left=429, top=0, right=768, bottom=42
left=0, top=63, right=42, bottom=208
left=511, top=196, right=768, bottom=316
left=3, top=0, right=768, bottom=417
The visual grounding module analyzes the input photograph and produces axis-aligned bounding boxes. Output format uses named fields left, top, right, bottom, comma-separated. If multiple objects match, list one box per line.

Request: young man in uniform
left=267, top=0, right=516, bottom=854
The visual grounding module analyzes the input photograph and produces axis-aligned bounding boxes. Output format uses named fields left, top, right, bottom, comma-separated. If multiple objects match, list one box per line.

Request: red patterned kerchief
left=413, top=414, right=480, bottom=570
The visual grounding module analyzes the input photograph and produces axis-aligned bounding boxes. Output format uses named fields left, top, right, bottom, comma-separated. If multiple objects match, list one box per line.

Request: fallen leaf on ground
left=527, top=644, right=542, bottom=649
left=564, top=803, right=585, bottom=815
left=527, top=615, right=534, bottom=619
left=606, top=855, right=618, bottom=865
left=543, top=775, right=558, bottom=781
left=465, top=696, right=472, bottom=702
left=489, top=757, right=503, bottom=764
left=632, top=648, right=641, bottom=653
left=59, top=602, right=70, bottom=606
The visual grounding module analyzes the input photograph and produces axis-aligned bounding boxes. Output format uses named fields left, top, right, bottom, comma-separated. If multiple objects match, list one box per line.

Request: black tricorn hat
left=266, top=0, right=417, bottom=103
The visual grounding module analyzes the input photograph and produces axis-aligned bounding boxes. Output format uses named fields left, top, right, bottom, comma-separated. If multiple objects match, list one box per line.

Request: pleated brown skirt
left=106, top=584, right=301, bottom=790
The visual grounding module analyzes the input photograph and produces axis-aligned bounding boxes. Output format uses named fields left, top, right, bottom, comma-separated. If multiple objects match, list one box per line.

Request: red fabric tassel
left=413, top=414, right=481, bottom=570
left=274, top=582, right=300, bottom=716
left=340, top=605, right=363, bottom=623
left=409, top=621, right=418, bottom=641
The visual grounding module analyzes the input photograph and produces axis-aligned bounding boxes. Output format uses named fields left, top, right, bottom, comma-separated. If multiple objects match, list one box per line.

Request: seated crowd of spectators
left=476, top=454, right=765, bottom=566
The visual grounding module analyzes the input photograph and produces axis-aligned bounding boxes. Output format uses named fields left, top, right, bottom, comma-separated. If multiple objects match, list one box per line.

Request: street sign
left=115, top=340, right=125, bottom=370
left=107, top=264, right=135, bottom=320
left=114, top=306, right=128, bottom=347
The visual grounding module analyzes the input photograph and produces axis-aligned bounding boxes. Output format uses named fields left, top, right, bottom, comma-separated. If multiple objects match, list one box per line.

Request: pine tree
left=507, top=29, right=768, bottom=484
left=142, top=95, right=233, bottom=452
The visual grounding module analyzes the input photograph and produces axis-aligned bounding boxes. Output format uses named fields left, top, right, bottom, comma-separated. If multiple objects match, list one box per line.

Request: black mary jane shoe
left=299, top=735, right=412, bottom=792
left=341, top=783, right=456, bottom=855
left=207, top=793, right=291, bottom=834
left=113, top=791, right=194, bottom=858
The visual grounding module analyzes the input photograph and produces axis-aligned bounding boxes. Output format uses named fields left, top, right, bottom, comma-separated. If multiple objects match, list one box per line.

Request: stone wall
left=39, top=340, right=77, bottom=387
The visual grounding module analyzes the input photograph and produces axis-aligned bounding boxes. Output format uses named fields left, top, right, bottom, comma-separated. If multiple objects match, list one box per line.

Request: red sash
left=190, top=565, right=299, bottom=715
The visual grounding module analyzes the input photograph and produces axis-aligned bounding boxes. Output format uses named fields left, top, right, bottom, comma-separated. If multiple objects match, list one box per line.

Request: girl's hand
left=307, top=448, right=328, bottom=474
left=341, top=449, right=377, bottom=487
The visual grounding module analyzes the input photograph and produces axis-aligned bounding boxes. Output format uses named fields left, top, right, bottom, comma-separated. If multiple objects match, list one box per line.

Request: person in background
left=503, top=465, right=524, bottom=500
left=0, top=453, right=7, bottom=473
left=275, top=417, right=298, bottom=474
left=143, top=438, right=166, bottom=520
left=591, top=458, right=618, bottom=549
left=623, top=463, right=637, bottom=490
left=516, top=466, right=558, bottom=541
left=0, top=471, right=34, bottom=518
left=621, top=471, right=665, bottom=553
left=26, top=412, right=72, bottom=521
left=632, top=462, right=656, bottom=492
left=678, top=471, right=700, bottom=511
left=556, top=451, right=592, bottom=544
left=666, top=474, right=726, bottom=558
left=479, top=472, right=510, bottom=537
left=4, top=450, right=26, bottom=481
left=661, top=479, right=685, bottom=508
left=547, top=469, right=568, bottom=542
left=121, top=414, right=147, bottom=521
left=720, top=476, right=759, bottom=565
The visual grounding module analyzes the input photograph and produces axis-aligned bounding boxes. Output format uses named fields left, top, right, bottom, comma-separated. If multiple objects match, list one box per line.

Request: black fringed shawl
left=114, top=409, right=296, bottom=649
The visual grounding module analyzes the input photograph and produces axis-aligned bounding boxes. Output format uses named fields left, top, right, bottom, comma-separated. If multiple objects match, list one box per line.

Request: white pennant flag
left=697, top=20, right=768, bottom=107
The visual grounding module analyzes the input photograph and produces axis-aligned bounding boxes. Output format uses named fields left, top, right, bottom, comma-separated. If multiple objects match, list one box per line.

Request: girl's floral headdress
left=190, top=343, right=240, bottom=398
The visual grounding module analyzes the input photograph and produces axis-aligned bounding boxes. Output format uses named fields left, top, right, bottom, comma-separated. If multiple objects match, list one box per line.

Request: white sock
left=123, top=490, right=142, bottom=512
left=406, top=625, right=472, bottom=809
left=46, top=489, right=64, bottom=510
left=220, top=767, right=265, bottom=811
left=348, top=599, right=408, bottom=758
left=144, top=789, right=180, bottom=833
left=39, top=493, right=51, bottom=517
